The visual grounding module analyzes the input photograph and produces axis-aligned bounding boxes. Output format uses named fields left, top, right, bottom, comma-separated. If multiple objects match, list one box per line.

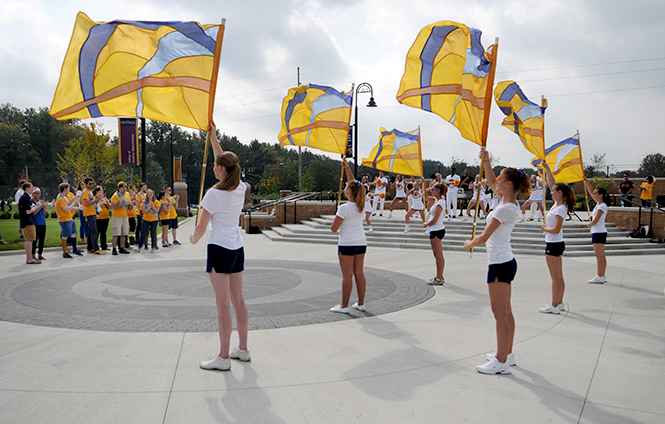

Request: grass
left=0, top=205, right=190, bottom=252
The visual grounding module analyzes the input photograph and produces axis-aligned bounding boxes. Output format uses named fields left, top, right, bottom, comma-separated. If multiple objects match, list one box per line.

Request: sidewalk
left=0, top=217, right=663, bottom=423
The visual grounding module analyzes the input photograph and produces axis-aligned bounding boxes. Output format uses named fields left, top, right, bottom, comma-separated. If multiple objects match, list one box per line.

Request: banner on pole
left=174, top=155, right=182, bottom=182
left=118, top=118, right=138, bottom=165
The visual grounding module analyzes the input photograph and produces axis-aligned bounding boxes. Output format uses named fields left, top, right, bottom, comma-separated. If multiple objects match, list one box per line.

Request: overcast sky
left=1, top=0, right=664, bottom=172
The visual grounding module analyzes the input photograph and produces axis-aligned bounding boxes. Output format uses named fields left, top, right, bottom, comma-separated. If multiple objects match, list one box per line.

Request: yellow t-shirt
left=82, top=189, right=96, bottom=217
left=136, top=192, right=146, bottom=217
left=111, top=192, right=131, bottom=218
left=142, top=200, right=160, bottom=222
left=159, top=199, right=170, bottom=221
left=56, top=195, right=72, bottom=222
left=640, top=182, right=654, bottom=200
left=127, top=195, right=137, bottom=218
left=67, top=192, right=76, bottom=219
left=168, top=195, right=177, bottom=219
left=98, top=198, right=110, bottom=220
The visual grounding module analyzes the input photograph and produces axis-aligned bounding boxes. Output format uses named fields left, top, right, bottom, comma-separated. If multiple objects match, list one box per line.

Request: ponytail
left=502, top=167, right=531, bottom=196
left=555, top=183, right=575, bottom=212
left=347, top=181, right=365, bottom=213
left=213, top=151, right=241, bottom=191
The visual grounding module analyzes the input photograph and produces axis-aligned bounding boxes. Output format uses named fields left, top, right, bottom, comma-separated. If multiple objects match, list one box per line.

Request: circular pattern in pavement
left=0, top=260, right=433, bottom=332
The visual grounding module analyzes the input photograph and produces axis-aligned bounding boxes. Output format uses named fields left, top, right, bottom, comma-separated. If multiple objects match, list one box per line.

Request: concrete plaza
left=0, top=217, right=663, bottom=423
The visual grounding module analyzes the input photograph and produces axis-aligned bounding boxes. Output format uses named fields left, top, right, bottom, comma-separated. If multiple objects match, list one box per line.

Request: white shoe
left=486, top=351, right=516, bottom=366
left=404, top=225, right=410, bottom=233
left=519, top=216, right=525, bottom=222
left=539, top=304, right=561, bottom=314
left=388, top=212, right=392, bottom=218
left=330, top=305, right=349, bottom=314
left=352, top=302, right=366, bottom=311
left=200, top=355, right=230, bottom=371
left=230, top=347, right=251, bottom=362
left=476, top=356, right=510, bottom=375
left=588, top=275, right=606, bottom=284
left=368, top=225, right=373, bottom=233
left=463, top=215, right=468, bottom=221
left=557, top=302, right=566, bottom=312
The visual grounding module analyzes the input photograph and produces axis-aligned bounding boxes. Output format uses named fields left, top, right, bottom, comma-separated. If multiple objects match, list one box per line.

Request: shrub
left=0, top=211, right=11, bottom=219
left=13, top=212, right=19, bottom=219
left=50, top=211, right=58, bottom=219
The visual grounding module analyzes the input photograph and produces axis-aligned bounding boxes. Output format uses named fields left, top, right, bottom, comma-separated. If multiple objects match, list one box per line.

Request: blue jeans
left=78, top=210, right=88, bottom=240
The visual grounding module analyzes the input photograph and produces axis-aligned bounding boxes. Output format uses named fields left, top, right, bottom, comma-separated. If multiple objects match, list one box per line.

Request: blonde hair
left=213, top=152, right=241, bottom=191
left=347, top=181, right=365, bottom=213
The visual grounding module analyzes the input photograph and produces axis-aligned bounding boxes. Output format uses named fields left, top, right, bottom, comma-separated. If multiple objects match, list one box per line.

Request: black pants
left=97, top=218, right=109, bottom=250
left=31, top=225, right=46, bottom=256
left=86, top=215, right=99, bottom=252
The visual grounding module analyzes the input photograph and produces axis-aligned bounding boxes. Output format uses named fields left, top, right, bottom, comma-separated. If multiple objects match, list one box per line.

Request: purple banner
left=118, top=118, right=138, bottom=165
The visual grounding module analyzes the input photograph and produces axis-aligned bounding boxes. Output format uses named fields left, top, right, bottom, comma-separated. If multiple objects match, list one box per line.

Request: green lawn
left=0, top=205, right=189, bottom=251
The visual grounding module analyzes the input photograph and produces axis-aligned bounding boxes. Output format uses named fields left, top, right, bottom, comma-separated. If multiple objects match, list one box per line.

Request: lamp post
left=353, top=82, right=377, bottom=177
left=187, top=151, right=198, bottom=210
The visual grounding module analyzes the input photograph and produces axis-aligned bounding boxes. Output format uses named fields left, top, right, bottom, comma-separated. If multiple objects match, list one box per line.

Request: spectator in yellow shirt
left=55, top=183, right=83, bottom=258
left=165, top=186, right=181, bottom=245
left=639, top=175, right=656, bottom=207
left=158, top=191, right=172, bottom=247
left=96, top=187, right=111, bottom=251
left=111, top=181, right=133, bottom=255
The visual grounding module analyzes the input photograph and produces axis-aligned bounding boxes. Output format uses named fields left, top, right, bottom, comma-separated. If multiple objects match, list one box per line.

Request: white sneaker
left=539, top=304, right=561, bottom=314
left=588, top=275, right=606, bottom=284
left=557, top=302, right=566, bottom=312
left=427, top=277, right=444, bottom=285
left=486, top=351, right=516, bottom=366
left=388, top=212, right=392, bottom=218
left=200, top=355, right=231, bottom=371
left=463, top=215, right=468, bottom=221
left=404, top=225, right=410, bottom=233
left=519, top=216, right=525, bottom=222
left=330, top=305, right=349, bottom=314
left=230, top=347, right=251, bottom=362
left=368, top=225, right=373, bottom=233
left=352, top=302, right=366, bottom=311
left=476, top=356, right=510, bottom=375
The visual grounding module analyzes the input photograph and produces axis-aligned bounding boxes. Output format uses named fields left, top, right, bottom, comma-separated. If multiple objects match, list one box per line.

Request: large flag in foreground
left=361, top=128, right=423, bottom=177
left=532, top=133, right=585, bottom=183
left=396, top=21, right=497, bottom=146
left=494, top=81, right=547, bottom=159
left=50, top=12, right=224, bottom=131
left=279, top=84, right=352, bottom=155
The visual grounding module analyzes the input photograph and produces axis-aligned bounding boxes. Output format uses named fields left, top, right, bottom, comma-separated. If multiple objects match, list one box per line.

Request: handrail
left=243, top=191, right=336, bottom=213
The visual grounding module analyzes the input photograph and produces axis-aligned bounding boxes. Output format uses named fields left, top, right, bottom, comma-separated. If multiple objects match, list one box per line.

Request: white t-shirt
left=374, top=177, right=388, bottom=194
left=428, top=198, right=447, bottom=231
left=395, top=181, right=406, bottom=198
left=409, top=189, right=424, bottom=210
left=336, top=202, right=367, bottom=246
left=486, top=201, right=520, bottom=265
left=200, top=182, right=246, bottom=250
left=445, top=174, right=460, bottom=190
left=363, top=183, right=372, bottom=212
left=545, top=203, right=568, bottom=243
left=591, top=202, right=608, bottom=234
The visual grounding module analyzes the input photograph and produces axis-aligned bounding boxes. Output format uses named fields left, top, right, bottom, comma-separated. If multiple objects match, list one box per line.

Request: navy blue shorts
left=59, top=220, right=76, bottom=238
left=591, top=233, right=607, bottom=244
left=429, top=229, right=446, bottom=240
left=169, top=218, right=179, bottom=229
left=545, top=241, right=565, bottom=257
left=487, top=258, right=517, bottom=284
left=338, top=245, right=367, bottom=256
left=206, top=244, right=244, bottom=274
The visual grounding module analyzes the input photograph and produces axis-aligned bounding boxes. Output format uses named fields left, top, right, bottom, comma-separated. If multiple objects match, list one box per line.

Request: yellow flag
left=361, top=128, right=423, bottom=177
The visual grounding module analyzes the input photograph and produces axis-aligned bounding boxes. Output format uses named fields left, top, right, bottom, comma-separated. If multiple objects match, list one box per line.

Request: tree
left=584, top=153, right=613, bottom=177
left=638, top=152, right=665, bottom=176
left=57, top=123, right=117, bottom=187
left=0, top=123, right=38, bottom=186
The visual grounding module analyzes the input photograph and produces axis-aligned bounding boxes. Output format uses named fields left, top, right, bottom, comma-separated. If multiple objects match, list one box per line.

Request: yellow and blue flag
left=361, top=128, right=423, bottom=177
left=532, top=133, right=584, bottom=183
left=396, top=21, right=496, bottom=146
left=279, top=84, right=352, bottom=155
left=494, top=81, right=547, bottom=159
left=50, top=12, right=223, bottom=131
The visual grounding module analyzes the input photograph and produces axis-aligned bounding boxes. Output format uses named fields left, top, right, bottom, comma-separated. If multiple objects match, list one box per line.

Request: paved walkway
left=0, top=217, right=664, bottom=423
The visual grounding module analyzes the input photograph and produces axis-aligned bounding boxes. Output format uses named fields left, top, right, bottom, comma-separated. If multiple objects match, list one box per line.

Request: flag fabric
left=279, top=84, right=353, bottom=155
left=361, top=128, right=423, bottom=177
left=396, top=21, right=496, bottom=146
left=50, top=12, right=223, bottom=131
left=532, top=133, right=584, bottom=183
left=494, top=81, right=547, bottom=159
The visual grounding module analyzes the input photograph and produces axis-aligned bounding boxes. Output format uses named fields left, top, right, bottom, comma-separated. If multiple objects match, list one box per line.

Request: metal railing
left=608, top=194, right=664, bottom=238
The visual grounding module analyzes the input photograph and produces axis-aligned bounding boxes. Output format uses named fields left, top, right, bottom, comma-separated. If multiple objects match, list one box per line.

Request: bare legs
left=488, top=282, right=514, bottom=363
left=593, top=243, right=607, bottom=277
left=337, top=253, right=366, bottom=308
left=209, top=270, right=248, bottom=358
left=429, top=238, right=445, bottom=279
left=545, top=255, right=565, bottom=306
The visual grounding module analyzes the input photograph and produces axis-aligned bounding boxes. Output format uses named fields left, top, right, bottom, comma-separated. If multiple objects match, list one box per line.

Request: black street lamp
left=187, top=151, right=198, bottom=210
left=353, top=82, right=377, bottom=177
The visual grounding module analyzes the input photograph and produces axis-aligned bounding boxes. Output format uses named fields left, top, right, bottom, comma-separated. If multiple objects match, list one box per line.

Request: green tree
left=0, top=123, right=37, bottom=186
left=584, top=153, right=612, bottom=177
left=57, top=123, right=117, bottom=186
left=638, top=152, right=665, bottom=176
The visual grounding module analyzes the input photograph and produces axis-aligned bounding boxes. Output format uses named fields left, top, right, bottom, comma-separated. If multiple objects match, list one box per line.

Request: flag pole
left=337, top=156, right=345, bottom=209
left=196, top=18, right=227, bottom=226
left=471, top=37, right=499, bottom=256
left=541, top=96, right=547, bottom=219
left=577, top=130, right=592, bottom=219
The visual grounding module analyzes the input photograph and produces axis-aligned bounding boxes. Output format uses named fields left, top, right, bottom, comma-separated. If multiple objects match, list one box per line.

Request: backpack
left=629, top=225, right=648, bottom=238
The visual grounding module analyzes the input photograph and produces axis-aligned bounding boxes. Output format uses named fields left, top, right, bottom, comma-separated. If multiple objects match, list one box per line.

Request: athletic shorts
left=487, top=258, right=517, bottom=284
left=169, top=218, right=179, bottom=229
left=338, top=245, right=367, bottom=256
left=22, top=225, right=36, bottom=242
left=112, top=216, right=129, bottom=236
left=207, top=244, right=244, bottom=274
left=59, top=220, right=76, bottom=238
left=545, top=241, right=565, bottom=257
left=429, top=229, right=446, bottom=240
left=160, top=219, right=170, bottom=227
left=591, top=232, right=607, bottom=244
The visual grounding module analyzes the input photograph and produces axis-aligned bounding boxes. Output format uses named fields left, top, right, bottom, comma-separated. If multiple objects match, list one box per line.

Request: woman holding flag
left=464, top=148, right=530, bottom=375
left=191, top=122, right=250, bottom=371
left=330, top=158, right=367, bottom=314
left=539, top=162, right=575, bottom=315
left=423, top=182, right=447, bottom=285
